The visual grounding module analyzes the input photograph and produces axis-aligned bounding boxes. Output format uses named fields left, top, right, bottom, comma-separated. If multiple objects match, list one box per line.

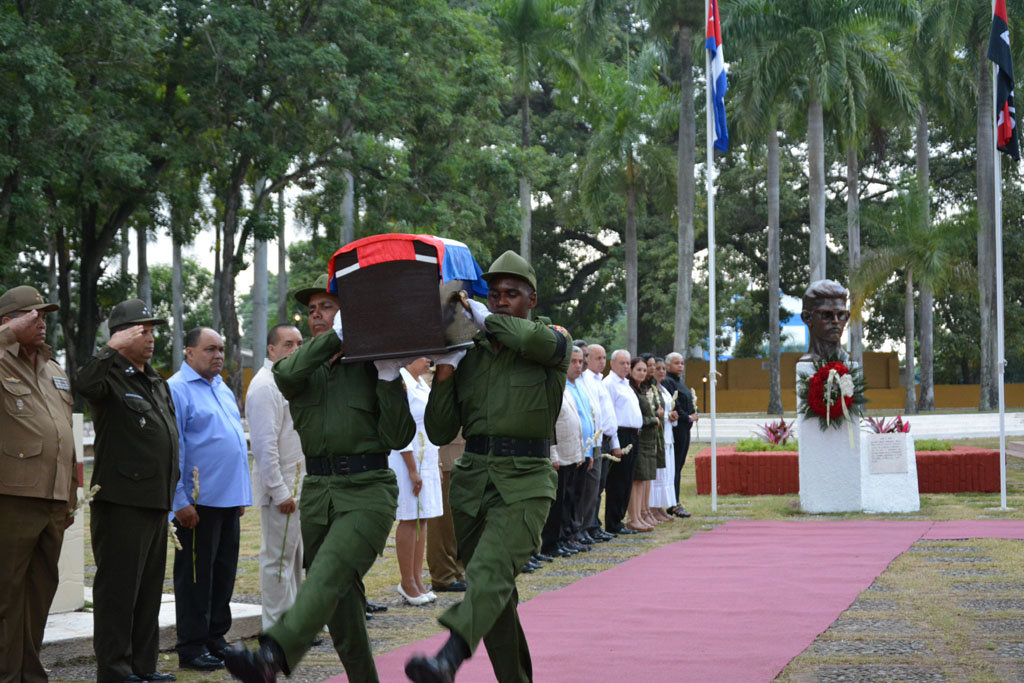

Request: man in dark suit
left=77, top=299, right=180, bottom=683
left=661, top=352, right=696, bottom=518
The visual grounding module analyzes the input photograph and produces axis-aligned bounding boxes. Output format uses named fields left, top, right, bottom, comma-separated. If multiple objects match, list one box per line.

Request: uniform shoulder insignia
left=547, top=324, right=570, bottom=341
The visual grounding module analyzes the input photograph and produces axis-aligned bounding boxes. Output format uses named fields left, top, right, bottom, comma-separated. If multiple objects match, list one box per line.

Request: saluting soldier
left=77, top=299, right=179, bottom=683
left=0, top=285, right=77, bottom=683
left=405, top=250, right=572, bottom=683
left=223, top=274, right=416, bottom=683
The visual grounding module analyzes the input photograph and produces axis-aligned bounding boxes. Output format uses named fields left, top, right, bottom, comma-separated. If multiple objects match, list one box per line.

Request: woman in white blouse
left=389, top=358, right=443, bottom=606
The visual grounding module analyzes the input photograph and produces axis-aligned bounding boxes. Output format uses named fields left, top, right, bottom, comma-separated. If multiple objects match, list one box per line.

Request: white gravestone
left=50, top=413, right=85, bottom=614
left=861, top=432, right=920, bottom=513
left=796, top=361, right=862, bottom=513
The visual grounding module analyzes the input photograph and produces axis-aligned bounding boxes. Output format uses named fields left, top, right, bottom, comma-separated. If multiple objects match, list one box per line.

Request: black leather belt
left=465, top=436, right=550, bottom=458
left=306, top=454, right=388, bottom=476
left=618, top=427, right=640, bottom=435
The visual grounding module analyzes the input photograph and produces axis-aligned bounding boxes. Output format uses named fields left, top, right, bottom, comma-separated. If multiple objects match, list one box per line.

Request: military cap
left=107, top=299, right=167, bottom=332
left=0, top=285, right=59, bottom=319
left=482, top=250, right=537, bottom=291
left=293, top=273, right=334, bottom=307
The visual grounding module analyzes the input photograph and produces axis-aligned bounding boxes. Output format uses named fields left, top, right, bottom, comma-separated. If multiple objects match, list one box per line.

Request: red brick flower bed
left=694, top=446, right=1000, bottom=496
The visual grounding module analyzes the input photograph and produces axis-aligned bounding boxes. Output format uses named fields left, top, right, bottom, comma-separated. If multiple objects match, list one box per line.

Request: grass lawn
left=53, top=437, right=1024, bottom=682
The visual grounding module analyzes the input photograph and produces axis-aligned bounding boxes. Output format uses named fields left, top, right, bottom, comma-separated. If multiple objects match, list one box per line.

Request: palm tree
left=639, top=0, right=704, bottom=357
left=578, top=53, right=674, bottom=354
left=854, top=189, right=973, bottom=414
left=491, top=0, right=576, bottom=262
left=728, top=0, right=917, bottom=283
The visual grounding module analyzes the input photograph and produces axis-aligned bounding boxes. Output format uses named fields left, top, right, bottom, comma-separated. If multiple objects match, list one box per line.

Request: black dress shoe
left=527, top=559, right=543, bottom=570
left=366, top=601, right=388, bottom=613
left=577, top=533, right=594, bottom=545
left=365, top=611, right=373, bottom=619
left=520, top=563, right=535, bottom=573
left=533, top=552, right=554, bottom=562
left=179, top=653, right=224, bottom=671
left=123, top=676, right=145, bottom=682
left=600, top=529, right=617, bottom=539
left=405, top=654, right=456, bottom=683
left=142, top=674, right=177, bottom=682
left=558, top=543, right=579, bottom=556
left=611, top=526, right=637, bottom=535
left=674, top=506, right=692, bottom=518
left=222, top=640, right=284, bottom=683
left=432, top=580, right=467, bottom=592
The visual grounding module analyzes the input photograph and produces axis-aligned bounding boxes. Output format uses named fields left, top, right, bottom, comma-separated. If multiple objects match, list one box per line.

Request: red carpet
left=327, top=520, right=1024, bottom=683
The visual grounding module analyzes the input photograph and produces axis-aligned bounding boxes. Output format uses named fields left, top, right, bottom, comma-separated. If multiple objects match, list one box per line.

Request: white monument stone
left=861, top=432, right=920, bottom=513
left=50, top=413, right=85, bottom=614
left=797, top=361, right=862, bottom=513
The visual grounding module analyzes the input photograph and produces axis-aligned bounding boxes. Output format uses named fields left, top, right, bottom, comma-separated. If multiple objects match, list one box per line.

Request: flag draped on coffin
left=706, top=0, right=729, bottom=153
left=989, top=0, right=1020, bottom=161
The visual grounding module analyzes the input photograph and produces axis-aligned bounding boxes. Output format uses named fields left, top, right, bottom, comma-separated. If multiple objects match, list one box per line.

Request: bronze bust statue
left=800, top=280, right=850, bottom=362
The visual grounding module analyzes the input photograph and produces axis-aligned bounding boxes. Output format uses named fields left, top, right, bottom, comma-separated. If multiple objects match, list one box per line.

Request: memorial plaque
left=869, top=433, right=909, bottom=474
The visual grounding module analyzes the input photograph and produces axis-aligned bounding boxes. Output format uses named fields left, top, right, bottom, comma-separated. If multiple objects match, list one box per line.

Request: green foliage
left=735, top=437, right=798, bottom=452
left=915, top=438, right=953, bottom=452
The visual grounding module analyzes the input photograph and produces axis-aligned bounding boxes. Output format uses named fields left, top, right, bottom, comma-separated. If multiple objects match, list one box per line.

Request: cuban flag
left=989, top=0, right=1020, bottom=161
left=706, top=0, right=729, bottom=153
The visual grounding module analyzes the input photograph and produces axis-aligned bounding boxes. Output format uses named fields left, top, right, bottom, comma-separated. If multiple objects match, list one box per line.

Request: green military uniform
left=268, top=330, right=415, bottom=682
left=425, top=311, right=570, bottom=682
left=77, top=303, right=179, bottom=682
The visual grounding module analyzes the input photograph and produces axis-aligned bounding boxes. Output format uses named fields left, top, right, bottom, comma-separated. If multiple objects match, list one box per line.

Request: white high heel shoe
left=397, top=584, right=431, bottom=606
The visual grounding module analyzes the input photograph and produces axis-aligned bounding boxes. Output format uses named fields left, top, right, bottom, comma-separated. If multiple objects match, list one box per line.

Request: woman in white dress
left=389, top=358, right=443, bottom=605
left=650, top=358, right=678, bottom=520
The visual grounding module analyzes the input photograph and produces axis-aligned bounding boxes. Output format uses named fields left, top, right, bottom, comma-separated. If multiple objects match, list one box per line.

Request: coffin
left=326, top=234, right=488, bottom=363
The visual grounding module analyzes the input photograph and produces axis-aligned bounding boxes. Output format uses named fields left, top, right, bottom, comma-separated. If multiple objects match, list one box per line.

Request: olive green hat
left=0, top=285, right=59, bottom=319
left=293, top=273, right=334, bottom=307
left=482, top=250, right=537, bottom=291
left=108, top=298, right=167, bottom=332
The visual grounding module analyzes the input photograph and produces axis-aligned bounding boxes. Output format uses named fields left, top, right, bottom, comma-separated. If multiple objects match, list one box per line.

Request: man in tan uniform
left=0, top=286, right=77, bottom=683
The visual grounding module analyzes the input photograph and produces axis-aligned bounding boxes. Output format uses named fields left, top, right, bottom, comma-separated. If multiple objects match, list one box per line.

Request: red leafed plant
left=863, top=414, right=911, bottom=434
left=757, top=417, right=795, bottom=445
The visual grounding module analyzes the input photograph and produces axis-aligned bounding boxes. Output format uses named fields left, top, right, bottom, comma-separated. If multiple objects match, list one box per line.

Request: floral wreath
left=796, top=357, right=867, bottom=432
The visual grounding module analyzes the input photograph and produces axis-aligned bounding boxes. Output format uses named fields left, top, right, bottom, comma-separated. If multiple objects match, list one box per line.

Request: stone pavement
left=41, top=588, right=261, bottom=668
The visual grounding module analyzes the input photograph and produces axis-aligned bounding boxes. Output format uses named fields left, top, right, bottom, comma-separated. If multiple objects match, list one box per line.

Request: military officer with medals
left=0, top=285, right=77, bottom=683
left=223, top=274, right=416, bottom=683
left=405, top=250, right=572, bottom=683
left=77, top=299, right=180, bottom=683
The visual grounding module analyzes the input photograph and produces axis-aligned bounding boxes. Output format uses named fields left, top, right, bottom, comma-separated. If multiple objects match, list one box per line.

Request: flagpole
left=992, top=48, right=1009, bottom=510
left=706, top=0, right=718, bottom=513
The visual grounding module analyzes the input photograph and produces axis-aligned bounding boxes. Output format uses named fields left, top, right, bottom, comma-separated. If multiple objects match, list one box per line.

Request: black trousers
left=672, top=425, right=693, bottom=505
left=570, top=459, right=591, bottom=539
left=604, top=428, right=639, bottom=532
left=172, top=505, right=240, bottom=661
left=586, top=436, right=613, bottom=532
left=91, top=501, right=168, bottom=682
left=540, top=464, right=576, bottom=553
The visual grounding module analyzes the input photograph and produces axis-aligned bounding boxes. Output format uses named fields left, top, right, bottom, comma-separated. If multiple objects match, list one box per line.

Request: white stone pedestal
left=50, top=414, right=85, bottom=614
left=861, top=432, right=920, bottom=513
left=797, top=361, right=862, bottom=513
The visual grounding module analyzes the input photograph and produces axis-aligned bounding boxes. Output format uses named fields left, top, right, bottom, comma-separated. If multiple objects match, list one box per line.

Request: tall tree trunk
left=172, top=234, right=183, bottom=373
left=137, top=224, right=151, bottom=310
left=519, top=93, right=532, bottom=262
left=625, top=159, right=638, bottom=355
left=253, top=237, right=268, bottom=370
left=976, top=43, right=997, bottom=410
left=120, top=225, right=130, bottom=281
left=904, top=268, right=916, bottom=414
left=212, top=221, right=222, bottom=332
left=56, top=223, right=77, bottom=380
left=767, top=126, right=783, bottom=414
left=674, top=25, right=696, bottom=358
left=47, top=235, right=59, bottom=351
left=341, top=169, right=354, bottom=245
left=846, top=141, right=863, bottom=366
left=808, top=97, right=827, bottom=283
left=277, top=191, right=288, bottom=324
left=916, top=103, right=935, bottom=411
left=219, top=159, right=251, bottom=399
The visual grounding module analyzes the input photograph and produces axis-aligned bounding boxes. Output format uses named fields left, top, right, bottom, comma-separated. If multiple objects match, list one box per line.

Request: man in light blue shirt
left=169, top=327, right=253, bottom=672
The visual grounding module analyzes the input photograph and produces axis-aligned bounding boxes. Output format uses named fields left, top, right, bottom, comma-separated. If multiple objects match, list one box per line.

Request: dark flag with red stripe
left=989, top=0, right=1020, bottom=161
